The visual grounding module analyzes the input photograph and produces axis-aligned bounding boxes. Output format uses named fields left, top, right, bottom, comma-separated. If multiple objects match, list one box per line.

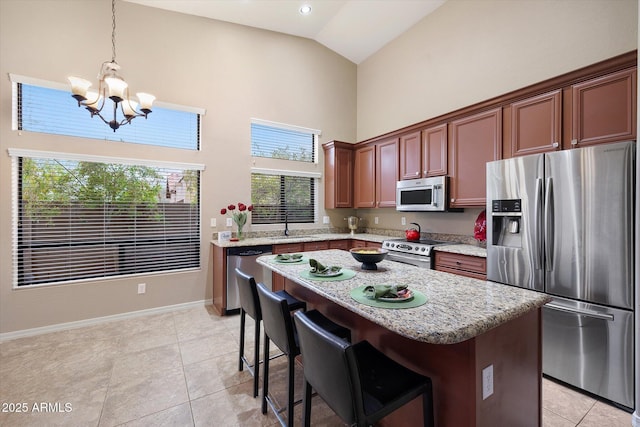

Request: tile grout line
left=173, top=310, right=198, bottom=427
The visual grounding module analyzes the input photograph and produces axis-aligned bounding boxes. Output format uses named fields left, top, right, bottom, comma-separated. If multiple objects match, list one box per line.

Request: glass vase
left=236, top=223, right=244, bottom=240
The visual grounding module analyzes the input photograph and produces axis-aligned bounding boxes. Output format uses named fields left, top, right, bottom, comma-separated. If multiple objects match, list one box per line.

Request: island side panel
left=475, top=308, right=542, bottom=426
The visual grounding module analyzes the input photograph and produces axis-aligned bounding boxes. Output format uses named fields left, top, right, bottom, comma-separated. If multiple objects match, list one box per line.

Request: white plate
left=276, top=258, right=304, bottom=263
left=309, top=268, right=343, bottom=277
left=377, top=290, right=413, bottom=302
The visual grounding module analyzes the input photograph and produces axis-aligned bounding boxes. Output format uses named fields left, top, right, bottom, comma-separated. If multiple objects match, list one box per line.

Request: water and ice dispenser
left=490, top=199, right=522, bottom=248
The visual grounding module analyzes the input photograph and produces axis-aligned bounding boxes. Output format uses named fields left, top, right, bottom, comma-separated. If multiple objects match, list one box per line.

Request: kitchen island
left=258, top=249, right=551, bottom=427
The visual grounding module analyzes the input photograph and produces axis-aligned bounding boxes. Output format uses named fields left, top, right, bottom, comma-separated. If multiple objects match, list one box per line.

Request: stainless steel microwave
left=396, top=176, right=447, bottom=212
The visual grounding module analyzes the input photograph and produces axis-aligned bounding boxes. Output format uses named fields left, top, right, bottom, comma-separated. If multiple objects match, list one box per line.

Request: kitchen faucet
left=284, top=212, right=289, bottom=236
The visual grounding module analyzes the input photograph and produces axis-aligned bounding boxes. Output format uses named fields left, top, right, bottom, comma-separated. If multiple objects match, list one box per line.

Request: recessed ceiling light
left=299, top=4, right=312, bottom=15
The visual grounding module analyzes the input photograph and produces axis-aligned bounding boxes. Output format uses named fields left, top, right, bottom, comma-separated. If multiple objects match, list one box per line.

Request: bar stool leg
left=239, top=309, right=246, bottom=372
left=287, top=354, right=296, bottom=427
left=252, top=317, right=260, bottom=398
left=262, top=332, right=269, bottom=415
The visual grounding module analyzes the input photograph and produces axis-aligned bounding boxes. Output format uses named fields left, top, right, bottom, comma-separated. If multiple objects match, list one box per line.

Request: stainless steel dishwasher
left=226, top=245, right=273, bottom=313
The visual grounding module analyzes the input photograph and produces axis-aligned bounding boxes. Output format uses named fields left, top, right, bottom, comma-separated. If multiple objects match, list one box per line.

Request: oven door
left=387, top=252, right=433, bottom=269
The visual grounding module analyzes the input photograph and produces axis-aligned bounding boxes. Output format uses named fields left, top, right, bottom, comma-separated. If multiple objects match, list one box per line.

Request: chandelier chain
left=111, top=0, right=117, bottom=62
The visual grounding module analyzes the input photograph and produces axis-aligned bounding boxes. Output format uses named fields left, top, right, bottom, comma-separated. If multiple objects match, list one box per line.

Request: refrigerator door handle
left=546, top=303, right=615, bottom=321
left=534, top=178, right=544, bottom=270
left=544, top=177, right=554, bottom=271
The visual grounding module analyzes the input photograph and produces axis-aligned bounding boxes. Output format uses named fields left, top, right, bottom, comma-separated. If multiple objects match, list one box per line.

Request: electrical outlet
left=374, top=216, right=379, bottom=224
left=137, top=283, right=146, bottom=294
left=401, top=217, right=406, bottom=226
left=210, top=218, right=216, bottom=227
left=323, top=216, right=330, bottom=224
left=482, top=365, right=493, bottom=400
left=226, top=218, right=233, bottom=227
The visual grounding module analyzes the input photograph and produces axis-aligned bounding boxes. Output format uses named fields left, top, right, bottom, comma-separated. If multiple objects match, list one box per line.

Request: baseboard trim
left=0, top=299, right=214, bottom=343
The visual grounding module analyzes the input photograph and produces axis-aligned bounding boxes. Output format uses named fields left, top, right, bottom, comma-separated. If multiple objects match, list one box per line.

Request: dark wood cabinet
left=272, top=243, right=304, bottom=254
left=399, top=125, right=447, bottom=179
left=303, top=241, right=330, bottom=251
left=570, top=67, right=637, bottom=148
left=399, top=131, right=422, bottom=179
left=422, top=123, right=448, bottom=177
left=350, top=240, right=382, bottom=249
left=449, top=108, right=502, bottom=208
left=323, top=141, right=353, bottom=208
left=508, top=90, right=562, bottom=157
left=329, top=239, right=350, bottom=250
left=375, top=138, right=399, bottom=208
left=212, top=244, right=226, bottom=315
left=434, top=252, right=487, bottom=280
left=353, top=145, right=376, bottom=208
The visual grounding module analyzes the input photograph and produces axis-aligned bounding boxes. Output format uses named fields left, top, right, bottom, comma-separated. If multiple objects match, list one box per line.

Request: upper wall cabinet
left=354, top=138, right=399, bottom=208
left=399, top=131, right=422, bottom=180
left=375, top=138, right=399, bottom=208
left=323, top=141, right=353, bottom=209
left=399, top=124, right=447, bottom=179
left=570, top=67, right=637, bottom=148
left=354, top=145, right=376, bottom=208
left=449, top=108, right=502, bottom=208
left=422, top=124, right=448, bottom=177
left=508, top=90, right=562, bottom=157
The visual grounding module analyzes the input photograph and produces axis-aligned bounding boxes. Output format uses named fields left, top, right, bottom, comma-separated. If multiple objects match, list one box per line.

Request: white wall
left=357, top=0, right=638, bottom=141
left=0, top=0, right=356, bottom=333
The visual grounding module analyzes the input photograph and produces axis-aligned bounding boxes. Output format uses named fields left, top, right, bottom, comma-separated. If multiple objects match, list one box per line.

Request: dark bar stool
left=293, top=310, right=435, bottom=427
left=235, top=268, right=306, bottom=398
left=256, top=282, right=350, bottom=427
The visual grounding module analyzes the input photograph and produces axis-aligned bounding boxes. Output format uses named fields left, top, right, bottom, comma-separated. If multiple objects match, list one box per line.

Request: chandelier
left=68, top=0, right=155, bottom=132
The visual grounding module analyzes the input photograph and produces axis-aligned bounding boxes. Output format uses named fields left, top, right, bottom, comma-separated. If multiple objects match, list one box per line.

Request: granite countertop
left=258, top=249, right=549, bottom=345
left=211, top=233, right=387, bottom=248
left=435, top=243, right=487, bottom=258
left=211, top=233, right=486, bottom=259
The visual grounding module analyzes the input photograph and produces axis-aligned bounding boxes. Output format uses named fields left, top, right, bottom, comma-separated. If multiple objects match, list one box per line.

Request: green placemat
left=299, top=268, right=357, bottom=281
left=270, top=256, right=308, bottom=265
left=350, top=285, right=427, bottom=309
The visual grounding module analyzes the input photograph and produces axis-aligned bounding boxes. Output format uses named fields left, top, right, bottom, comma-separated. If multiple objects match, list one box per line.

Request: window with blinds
left=251, top=122, right=315, bottom=162
left=251, top=173, right=315, bottom=224
left=10, top=151, right=202, bottom=287
left=250, top=119, right=320, bottom=225
left=14, top=79, right=201, bottom=150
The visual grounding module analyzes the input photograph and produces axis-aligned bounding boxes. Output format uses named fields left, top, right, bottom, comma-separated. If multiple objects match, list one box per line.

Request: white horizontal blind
left=251, top=122, right=315, bottom=162
left=15, top=82, right=201, bottom=150
left=13, top=154, right=201, bottom=287
left=251, top=173, right=315, bottom=224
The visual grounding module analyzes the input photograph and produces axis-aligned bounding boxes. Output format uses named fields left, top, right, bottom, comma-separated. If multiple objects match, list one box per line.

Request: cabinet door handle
left=552, top=142, right=559, bottom=148
left=415, top=171, right=419, bottom=176
left=571, top=139, right=578, bottom=146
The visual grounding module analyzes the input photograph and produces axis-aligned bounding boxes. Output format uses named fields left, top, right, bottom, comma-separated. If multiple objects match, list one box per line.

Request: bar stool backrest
left=235, top=268, right=261, bottom=320
left=294, top=311, right=359, bottom=423
left=256, top=283, right=297, bottom=356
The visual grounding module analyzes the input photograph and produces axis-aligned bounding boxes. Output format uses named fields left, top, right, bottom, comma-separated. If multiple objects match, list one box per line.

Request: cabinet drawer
left=303, top=241, right=330, bottom=251
left=435, top=252, right=487, bottom=278
left=273, top=243, right=304, bottom=254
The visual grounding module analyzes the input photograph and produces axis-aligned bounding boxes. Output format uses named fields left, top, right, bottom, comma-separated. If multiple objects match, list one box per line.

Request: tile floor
left=0, top=304, right=633, bottom=426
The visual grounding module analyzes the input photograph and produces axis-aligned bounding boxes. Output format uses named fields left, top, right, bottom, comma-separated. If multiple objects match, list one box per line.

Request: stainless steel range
left=381, top=238, right=451, bottom=269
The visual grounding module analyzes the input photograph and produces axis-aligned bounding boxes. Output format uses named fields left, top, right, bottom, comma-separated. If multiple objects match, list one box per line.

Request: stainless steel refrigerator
left=486, top=140, right=635, bottom=409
